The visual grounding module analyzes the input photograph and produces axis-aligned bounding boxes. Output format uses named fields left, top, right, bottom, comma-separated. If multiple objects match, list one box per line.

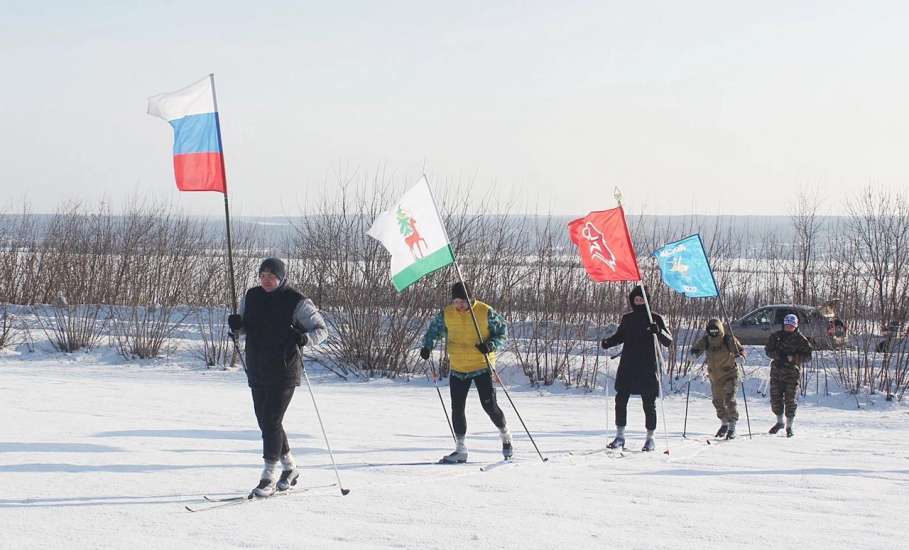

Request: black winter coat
left=604, top=307, right=672, bottom=395
left=242, top=284, right=305, bottom=388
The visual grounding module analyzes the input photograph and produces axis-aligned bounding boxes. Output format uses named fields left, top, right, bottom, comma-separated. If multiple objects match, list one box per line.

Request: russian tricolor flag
left=148, top=76, right=226, bottom=193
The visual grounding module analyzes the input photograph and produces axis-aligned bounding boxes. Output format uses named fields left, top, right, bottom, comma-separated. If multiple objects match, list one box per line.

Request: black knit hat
left=451, top=281, right=469, bottom=301
left=628, top=285, right=649, bottom=306
left=259, top=257, right=287, bottom=283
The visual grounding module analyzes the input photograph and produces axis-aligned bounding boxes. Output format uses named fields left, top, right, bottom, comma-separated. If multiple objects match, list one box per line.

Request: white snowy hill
left=1, top=346, right=906, bottom=550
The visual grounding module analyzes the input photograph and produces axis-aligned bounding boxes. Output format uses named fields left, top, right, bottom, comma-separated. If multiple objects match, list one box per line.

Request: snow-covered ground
left=1, top=348, right=907, bottom=550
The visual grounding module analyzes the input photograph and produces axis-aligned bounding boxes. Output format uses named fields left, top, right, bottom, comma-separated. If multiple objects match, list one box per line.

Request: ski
left=569, top=448, right=612, bottom=457
left=364, top=461, right=479, bottom=467
left=479, top=458, right=515, bottom=472
left=188, top=483, right=336, bottom=512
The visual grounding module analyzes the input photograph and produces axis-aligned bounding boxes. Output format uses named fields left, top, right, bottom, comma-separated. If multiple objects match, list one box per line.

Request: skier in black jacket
left=228, top=257, right=328, bottom=497
left=601, top=285, right=672, bottom=451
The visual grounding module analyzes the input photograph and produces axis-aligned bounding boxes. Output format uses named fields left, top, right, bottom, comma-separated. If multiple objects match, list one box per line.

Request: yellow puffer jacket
left=444, top=301, right=495, bottom=374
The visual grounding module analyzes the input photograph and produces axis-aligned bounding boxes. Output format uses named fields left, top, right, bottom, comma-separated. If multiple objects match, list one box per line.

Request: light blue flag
left=653, top=234, right=719, bottom=298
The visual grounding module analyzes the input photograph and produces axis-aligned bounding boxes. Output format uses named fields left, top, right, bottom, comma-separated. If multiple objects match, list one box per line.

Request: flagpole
left=209, top=73, right=238, bottom=313
left=208, top=73, right=246, bottom=372
left=699, top=234, right=752, bottom=439
left=423, top=175, right=548, bottom=463
left=614, top=190, right=671, bottom=454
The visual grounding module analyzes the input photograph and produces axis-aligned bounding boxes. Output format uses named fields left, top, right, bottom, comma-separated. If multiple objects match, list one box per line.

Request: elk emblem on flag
left=396, top=208, right=428, bottom=259
left=368, top=177, right=455, bottom=291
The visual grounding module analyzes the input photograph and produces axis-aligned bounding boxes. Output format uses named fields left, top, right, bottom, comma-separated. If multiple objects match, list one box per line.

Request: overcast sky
left=2, top=1, right=907, bottom=217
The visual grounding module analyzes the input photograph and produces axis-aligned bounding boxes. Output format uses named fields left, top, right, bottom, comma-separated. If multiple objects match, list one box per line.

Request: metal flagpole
left=638, top=283, right=672, bottom=455
left=208, top=73, right=245, bottom=371
left=424, top=175, right=548, bottom=463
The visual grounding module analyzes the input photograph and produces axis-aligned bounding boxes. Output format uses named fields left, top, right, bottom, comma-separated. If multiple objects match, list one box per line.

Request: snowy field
left=1, top=349, right=907, bottom=550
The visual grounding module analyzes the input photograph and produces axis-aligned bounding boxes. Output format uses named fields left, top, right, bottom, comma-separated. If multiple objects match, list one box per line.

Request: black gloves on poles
left=419, top=347, right=431, bottom=360
left=646, top=323, right=660, bottom=335
left=228, top=314, right=243, bottom=331
left=475, top=341, right=494, bottom=354
left=290, top=326, right=308, bottom=347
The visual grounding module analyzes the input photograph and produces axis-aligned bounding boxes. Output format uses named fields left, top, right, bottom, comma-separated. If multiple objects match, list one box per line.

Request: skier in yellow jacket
left=420, top=282, right=511, bottom=463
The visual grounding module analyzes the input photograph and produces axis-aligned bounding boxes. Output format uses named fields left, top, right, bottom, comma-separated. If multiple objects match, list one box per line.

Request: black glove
left=646, top=323, right=660, bottom=335
left=419, top=347, right=431, bottom=360
left=475, top=341, right=494, bottom=354
left=601, top=338, right=609, bottom=349
left=227, top=314, right=243, bottom=331
left=290, top=326, right=308, bottom=347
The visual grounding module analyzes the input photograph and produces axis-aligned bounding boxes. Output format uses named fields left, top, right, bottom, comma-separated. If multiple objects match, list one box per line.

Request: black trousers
left=251, top=386, right=295, bottom=462
left=615, top=390, right=657, bottom=431
left=449, top=371, right=506, bottom=436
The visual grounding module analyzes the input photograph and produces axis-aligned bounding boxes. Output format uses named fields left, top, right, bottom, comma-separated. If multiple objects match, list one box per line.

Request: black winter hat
left=628, top=285, right=649, bottom=307
left=259, top=257, right=287, bottom=282
left=451, top=281, right=469, bottom=301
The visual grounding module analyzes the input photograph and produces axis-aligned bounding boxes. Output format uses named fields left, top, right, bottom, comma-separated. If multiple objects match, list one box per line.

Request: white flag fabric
left=367, top=177, right=455, bottom=291
left=147, top=76, right=216, bottom=121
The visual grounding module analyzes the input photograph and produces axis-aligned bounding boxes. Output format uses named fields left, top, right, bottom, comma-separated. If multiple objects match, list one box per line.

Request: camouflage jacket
left=765, top=329, right=812, bottom=369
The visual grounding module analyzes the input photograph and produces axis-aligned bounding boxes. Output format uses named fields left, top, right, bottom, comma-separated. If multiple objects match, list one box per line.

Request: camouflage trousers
left=769, top=364, right=800, bottom=418
left=709, top=369, right=739, bottom=423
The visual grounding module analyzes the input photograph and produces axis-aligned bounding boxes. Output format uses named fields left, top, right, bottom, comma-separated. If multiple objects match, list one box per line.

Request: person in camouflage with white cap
left=765, top=313, right=812, bottom=437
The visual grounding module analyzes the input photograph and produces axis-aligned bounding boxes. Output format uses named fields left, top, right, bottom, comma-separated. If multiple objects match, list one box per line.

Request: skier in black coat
left=601, top=285, right=672, bottom=451
left=227, top=257, right=328, bottom=497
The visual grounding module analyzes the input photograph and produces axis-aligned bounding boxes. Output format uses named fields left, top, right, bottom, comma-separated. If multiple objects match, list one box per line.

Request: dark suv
left=729, top=303, right=847, bottom=349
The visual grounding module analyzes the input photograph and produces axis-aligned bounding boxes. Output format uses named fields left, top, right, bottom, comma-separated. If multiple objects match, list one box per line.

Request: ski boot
left=439, top=437, right=468, bottom=464
left=251, top=460, right=279, bottom=498
left=500, top=427, right=513, bottom=460
left=251, top=478, right=277, bottom=498
left=715, top=424, right=729, bottom=438
left=277, top=453, right=299, bottom=491
left=607, top=427, right=626, bottom=450
left=277, top=468, right=300, bottom=491
left=642, top=430, right=656, bottom=452
left=785, top=417, right=794, bottom=438
left=769, top=415, right=785, bottom=434
left=786, top=427, right=794, bottom=438
left=725, top=422, right=736, bottom=440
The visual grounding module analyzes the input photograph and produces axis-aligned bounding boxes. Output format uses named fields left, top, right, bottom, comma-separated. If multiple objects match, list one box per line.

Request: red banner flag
left=568, top=207, right=641, bottom=282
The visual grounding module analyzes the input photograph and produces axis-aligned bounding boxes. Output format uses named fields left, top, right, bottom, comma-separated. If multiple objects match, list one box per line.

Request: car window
left=743, top=308, right=773, bottom=325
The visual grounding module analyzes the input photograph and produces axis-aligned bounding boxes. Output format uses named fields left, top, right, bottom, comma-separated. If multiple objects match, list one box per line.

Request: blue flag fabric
left=653, top=234, right=719, bottom=298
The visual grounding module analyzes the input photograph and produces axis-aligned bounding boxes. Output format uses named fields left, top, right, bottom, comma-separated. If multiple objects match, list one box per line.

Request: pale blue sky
left=2, top=1, right=907, bottom=216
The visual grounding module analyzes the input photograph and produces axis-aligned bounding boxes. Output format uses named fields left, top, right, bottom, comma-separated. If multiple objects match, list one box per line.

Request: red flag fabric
left=568, top=207, right=641, bottom=282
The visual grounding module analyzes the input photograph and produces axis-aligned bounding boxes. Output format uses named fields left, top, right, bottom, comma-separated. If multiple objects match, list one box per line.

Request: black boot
left=715, top=424, right=728, bottom=438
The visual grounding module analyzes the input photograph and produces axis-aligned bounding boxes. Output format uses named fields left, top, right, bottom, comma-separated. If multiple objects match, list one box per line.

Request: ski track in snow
left=1, top=355, right=907, bottom=550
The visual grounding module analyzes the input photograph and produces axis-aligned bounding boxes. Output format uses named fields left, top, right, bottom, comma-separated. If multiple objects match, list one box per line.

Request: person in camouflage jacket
left=764, top=313, right=812, bottom=437
left=690, top=319, right=744, bottom=439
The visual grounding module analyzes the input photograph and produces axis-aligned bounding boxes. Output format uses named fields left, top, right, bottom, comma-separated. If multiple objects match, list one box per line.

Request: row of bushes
left=1, top=182, right=908, bottom=398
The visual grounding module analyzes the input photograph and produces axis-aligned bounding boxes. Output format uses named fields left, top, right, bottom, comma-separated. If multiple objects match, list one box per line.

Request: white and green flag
left=367, top=176, right=455, bottom=291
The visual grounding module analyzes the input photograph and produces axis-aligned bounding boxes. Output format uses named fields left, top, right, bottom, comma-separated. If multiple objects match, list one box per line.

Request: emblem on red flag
left=568, top=207, right=641, bottom=282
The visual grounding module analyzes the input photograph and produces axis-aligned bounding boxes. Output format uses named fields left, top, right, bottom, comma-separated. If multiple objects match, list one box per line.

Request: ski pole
left=682, top=379, right=691, bottom=438
left=300, top=358, right=350, bottom=496
left=429, top=356, right=457, bottom=444
left=488, top=368, right=548, bottom=462
left=737, top=361, right=753, bottom=439
left=451, top=265, right=547, bottom=463
left=228, top=332, right=247, bottom=371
